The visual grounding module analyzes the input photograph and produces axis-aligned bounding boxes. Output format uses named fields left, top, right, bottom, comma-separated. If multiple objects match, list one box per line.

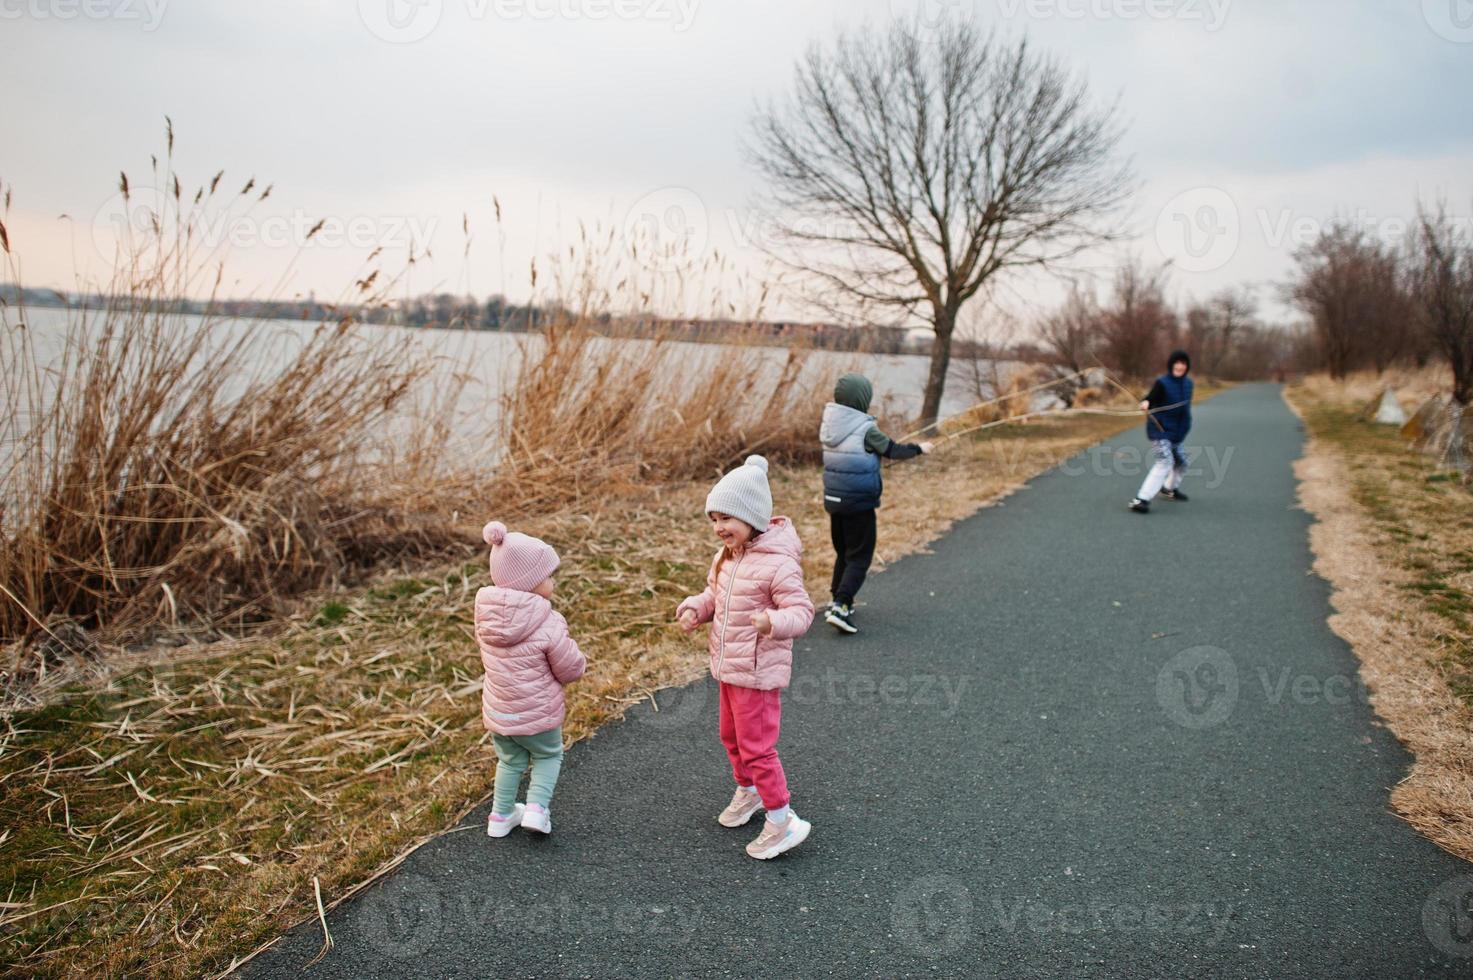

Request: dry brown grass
left=0, top=388, right=1166, bottom=978
left=1286, top=371, right=1473, bottom=865
left=0, top=129, right=1228, bottom=978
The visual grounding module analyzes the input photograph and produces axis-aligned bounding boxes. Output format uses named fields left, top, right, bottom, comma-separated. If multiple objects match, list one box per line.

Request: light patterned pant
left=1137, top=439, right=1187, bottom=501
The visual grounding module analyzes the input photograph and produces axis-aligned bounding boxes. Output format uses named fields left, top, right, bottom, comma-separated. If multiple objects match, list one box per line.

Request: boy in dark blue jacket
left=819, top=373, right=931, bottom=634
left=1129, top=350, right=1194, bottom=514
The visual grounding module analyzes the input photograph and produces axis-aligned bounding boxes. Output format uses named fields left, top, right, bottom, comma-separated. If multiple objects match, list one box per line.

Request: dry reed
left=493, top=320, right=823, bottom=513
left=0, top=138, right=469, bottom=663
left=0, top=138, right=831, bottom=682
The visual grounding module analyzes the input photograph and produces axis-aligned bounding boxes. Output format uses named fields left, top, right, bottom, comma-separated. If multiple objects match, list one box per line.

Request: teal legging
left=491, top=727, right=564, bottom=814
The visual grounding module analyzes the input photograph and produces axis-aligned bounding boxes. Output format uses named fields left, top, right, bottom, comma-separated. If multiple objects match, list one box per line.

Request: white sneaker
left=521, top=803, right=552, bottom=835
left=745, top=811, right=811, bottom=859
left=487, top=803, right=525, bottom=838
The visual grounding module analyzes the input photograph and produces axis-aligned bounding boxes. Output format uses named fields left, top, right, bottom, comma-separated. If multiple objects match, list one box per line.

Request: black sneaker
left=825, top=603, right=858, bottom=634
left=1161, top=488, right=1189, bottom=502
left=1128, top=498, right=1150, bottom=514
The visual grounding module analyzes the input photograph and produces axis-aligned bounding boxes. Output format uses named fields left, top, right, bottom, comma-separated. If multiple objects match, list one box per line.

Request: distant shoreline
left=0, top=284, right=973, bottom=358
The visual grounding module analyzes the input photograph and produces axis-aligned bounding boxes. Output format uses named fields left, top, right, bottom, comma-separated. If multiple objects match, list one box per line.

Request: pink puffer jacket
left=677, top=517, right=814, bottom=690
left=474, top=587, right=586, bottom=736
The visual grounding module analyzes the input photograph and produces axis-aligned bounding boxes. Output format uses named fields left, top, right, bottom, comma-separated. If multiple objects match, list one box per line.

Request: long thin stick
left=305, top=876, right=333, bottom=968
left=897, top=365, right=1185, bottom=447
left=1095, top=364, right=1141, bottom=404
left=930, top=398, right=1191, bottom=447
left=1092, top=358, right=1169, bottom=435
left=895, top=367, right=1092, bottom=443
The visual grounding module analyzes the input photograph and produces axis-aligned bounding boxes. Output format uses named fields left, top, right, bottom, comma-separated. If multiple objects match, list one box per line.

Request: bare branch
left=749, top=18, right=1134, bottom=421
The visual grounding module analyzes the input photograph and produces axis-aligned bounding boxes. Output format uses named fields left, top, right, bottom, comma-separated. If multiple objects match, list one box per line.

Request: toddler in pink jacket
left=475, top=521, right=586, bottom=838
left=678, top=455, right=815, bottom=860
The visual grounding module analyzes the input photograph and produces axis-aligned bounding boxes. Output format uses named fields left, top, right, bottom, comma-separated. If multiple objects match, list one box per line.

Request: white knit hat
left=705, top=455, right=773, bottom=531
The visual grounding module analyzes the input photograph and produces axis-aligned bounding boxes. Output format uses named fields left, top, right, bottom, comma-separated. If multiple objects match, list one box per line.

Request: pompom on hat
left=482, top=521, right=560, bottom=592
left=705, top=454, right=773, bottom=532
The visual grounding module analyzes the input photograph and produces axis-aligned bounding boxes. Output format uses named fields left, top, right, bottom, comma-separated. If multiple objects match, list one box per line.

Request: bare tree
left=1288, top=227, right=1358, bottom=379
left=1183, top=287, right=1256, bottom=379
left=1407, top=202, right=1473, bottom=404
left=1181, top=305, right=1215, bottom=375
left=1287, top=222, right=1409, bottom=379
left=749, top=18, right=1133, bottom=426
left=1209, top=320, right=1291, bottom=381
left=1283, top=320, right=1325, bottom=377
left=1037, top=286, right=1100, bottom=406
left=1364, top=249, right=1414, bottom=374
left=1099, top=259, right=1175, bottom=381
left=1040, top=287, right=1098, bottom=372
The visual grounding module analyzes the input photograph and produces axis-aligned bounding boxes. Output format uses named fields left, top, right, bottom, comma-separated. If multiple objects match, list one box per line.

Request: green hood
left=834, top=373, right=873, bottom=413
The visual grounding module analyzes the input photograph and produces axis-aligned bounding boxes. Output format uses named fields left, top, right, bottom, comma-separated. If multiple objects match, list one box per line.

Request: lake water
left=4, top=304, right=1016, bottom=465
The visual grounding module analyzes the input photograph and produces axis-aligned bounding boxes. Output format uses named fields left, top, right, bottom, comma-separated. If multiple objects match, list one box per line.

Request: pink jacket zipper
left=714, top=550, right=744, bottom=679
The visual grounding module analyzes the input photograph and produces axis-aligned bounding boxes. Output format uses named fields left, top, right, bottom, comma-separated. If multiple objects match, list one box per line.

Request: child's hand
left=1139, top=400, right=1150, bottom=412
left=678, top=609, right=699, bottom=634
left=751, top=610, right=773, bottom=636
left=918, top=441, right=935, bottom=455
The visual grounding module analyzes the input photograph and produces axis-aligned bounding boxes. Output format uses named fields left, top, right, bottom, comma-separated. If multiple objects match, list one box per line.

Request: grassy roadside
left=0, top=391, right=1223, bottom=978
left=1285, top=375, right=1473, bottom=865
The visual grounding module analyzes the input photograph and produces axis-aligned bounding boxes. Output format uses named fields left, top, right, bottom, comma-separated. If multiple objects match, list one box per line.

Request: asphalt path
left=244, top=383, right=1473, bottom=978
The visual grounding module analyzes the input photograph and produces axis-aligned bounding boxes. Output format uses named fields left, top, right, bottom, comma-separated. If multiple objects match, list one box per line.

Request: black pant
left=830, top=510, right=877, bottom=607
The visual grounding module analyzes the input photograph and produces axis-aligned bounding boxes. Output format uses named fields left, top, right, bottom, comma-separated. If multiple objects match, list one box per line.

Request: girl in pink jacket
left=476, top=521, right=586, bottom=838
left=678, top=455, right=816, bottom=860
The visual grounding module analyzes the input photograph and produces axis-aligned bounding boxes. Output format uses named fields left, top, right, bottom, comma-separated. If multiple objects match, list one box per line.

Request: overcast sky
left=3, top=0, right=1471, bottom=330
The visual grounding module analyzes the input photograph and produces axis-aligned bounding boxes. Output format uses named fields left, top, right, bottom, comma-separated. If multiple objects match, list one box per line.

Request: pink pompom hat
left=482, top=521, right=560, bottom=592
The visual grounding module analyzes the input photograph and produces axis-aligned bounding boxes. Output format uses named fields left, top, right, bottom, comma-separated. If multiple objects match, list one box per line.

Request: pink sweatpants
left=717, top=682, right=789, bottom=810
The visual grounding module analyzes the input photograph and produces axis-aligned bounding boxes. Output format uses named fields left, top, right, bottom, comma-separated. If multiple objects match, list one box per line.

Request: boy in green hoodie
left=818, top=373, right=932, bottom=634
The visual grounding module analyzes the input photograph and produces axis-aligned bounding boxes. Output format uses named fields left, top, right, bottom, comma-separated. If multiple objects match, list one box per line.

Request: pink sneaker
left=746, top=811, right=811, bottom=860
left=487, top=803, right=525, bottom=838
left=521, top=803, right=552, bottom=835
left=718, top=788, right=763, bottom=828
